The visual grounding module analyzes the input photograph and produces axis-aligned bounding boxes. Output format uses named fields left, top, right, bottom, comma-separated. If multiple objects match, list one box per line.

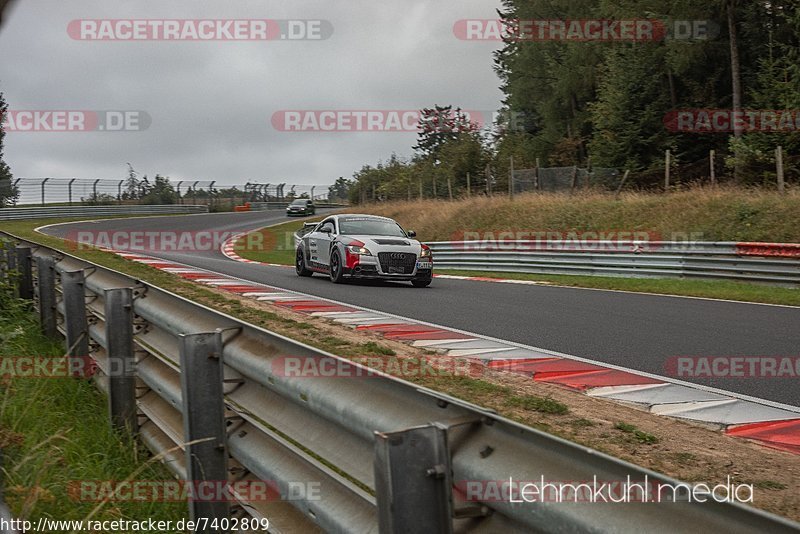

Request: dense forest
left=341, top=1, right=800, bottom=203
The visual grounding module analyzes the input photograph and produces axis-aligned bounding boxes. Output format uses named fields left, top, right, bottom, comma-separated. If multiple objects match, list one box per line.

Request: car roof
left=334, top=214, right=393, bottom=221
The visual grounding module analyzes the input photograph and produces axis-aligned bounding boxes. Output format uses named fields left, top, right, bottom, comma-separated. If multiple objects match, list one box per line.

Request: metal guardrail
left=426, top=241, right=800, bottom=286
left=0, top=205, right=209, bottom=221
left=248, top=202, right=348, bottom=211
left=1, top=234, right=799, bottom=533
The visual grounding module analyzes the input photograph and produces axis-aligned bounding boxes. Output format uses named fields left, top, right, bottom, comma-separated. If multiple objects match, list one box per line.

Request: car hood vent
left=373, top=239, right=410, bottom=246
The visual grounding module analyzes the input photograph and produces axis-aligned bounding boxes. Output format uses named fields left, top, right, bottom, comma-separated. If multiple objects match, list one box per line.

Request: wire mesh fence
left=512, top=166, right=621, bottom=193
left=0, top=177, right=333, bottom=209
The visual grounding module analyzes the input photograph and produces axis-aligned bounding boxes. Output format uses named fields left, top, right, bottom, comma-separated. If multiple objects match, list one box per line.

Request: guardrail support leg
left=179, top=331, right=229, bottom=527
left=374, top=425, right=453, bottom=534
left=15, top=247, right=33, bottom=300
left=62, top=270, right=90, bottom=375
left=36, top=255, right=58, bottom=338
left=105, top=288, right=137, bottom=434
left=5, top=246, right=16, bottom=290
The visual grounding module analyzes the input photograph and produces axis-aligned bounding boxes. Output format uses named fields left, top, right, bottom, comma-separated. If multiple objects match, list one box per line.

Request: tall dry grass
left=344, top=186, right=800, bottom=243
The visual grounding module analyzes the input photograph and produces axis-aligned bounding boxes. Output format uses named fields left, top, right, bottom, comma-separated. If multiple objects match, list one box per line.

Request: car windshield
left=338, top=218, right=407, bottom=237
left=290, top=199, right=307, bottom=206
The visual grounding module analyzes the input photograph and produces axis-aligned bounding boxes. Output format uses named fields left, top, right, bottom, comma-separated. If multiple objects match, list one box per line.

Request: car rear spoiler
left=293, top=221, right=320, bottom=248
left=300, top=221, right=318, bottom=234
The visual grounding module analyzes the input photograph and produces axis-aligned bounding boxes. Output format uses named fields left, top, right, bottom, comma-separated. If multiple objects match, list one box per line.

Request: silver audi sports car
left=295, top=214, right=433, bottom=287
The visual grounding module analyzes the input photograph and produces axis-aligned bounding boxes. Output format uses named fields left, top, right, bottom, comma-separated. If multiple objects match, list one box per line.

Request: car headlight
left=420, top=247, right=432, bottom=258
left=346, top=245, right=372, bottom=255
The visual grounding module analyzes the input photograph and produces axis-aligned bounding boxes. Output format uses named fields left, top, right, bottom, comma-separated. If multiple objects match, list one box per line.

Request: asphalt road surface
left=40, top=210, right=800, bottom=407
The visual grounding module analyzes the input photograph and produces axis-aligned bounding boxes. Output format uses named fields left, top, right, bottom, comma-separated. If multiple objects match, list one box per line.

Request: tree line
left=342, top=1, right=800, bottom=204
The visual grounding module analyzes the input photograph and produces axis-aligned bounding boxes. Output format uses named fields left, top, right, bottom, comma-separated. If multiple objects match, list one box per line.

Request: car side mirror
left=322, top=227, right=332, bottom=234
left=407, top=230, right=417, bottom=238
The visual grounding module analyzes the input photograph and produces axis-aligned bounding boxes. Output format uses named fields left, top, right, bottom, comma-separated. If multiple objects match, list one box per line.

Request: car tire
left=329, top=250, right=345, bottom=283
left=412, top=279, right=431, bottom=288
left=296, top=249, right=313, bottom=277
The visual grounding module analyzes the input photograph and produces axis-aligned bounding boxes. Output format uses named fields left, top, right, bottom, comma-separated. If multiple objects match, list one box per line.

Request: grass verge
left=233, top=219, right=310, bottom=265
left=0, top=273, right=185, bottom=524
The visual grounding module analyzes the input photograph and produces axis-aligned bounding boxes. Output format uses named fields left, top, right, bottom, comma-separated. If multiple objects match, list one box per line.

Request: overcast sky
left=0, top=0, right=504, bottom=187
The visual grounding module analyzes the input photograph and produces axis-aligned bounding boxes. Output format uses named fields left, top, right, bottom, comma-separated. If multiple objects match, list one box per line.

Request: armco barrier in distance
left=0, top=205, right=208, bottom=221
left=426, top=240, right=800, bottom=286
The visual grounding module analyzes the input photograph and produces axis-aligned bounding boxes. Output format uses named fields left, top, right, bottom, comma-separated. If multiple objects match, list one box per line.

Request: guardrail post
left=62, top=270, right=90, bottom=374
left=15, top=247, right=33, bottom=300
left=374, top=425, right=453, bottom=534
left=179, top=331, right=229, bottom=526
left=105, top=288, right=137, bottom=434
left=5, top=246, right=16, bottom=289
left=35, top=255, right=58, bottom=338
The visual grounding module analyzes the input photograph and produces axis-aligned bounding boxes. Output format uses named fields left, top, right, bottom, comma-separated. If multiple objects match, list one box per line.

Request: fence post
left=179, top=331, right=230, bottom=524
left=776, top=146, right=785, bottom=193
left=15, top=246, right=33, bottom=300
left=535, top=158, right=541, bottom=190
left=709, top=150, right=716, bottom=186
left=62, top=270, right=90, bottom=375
left=374, top=425, right=453, bottom=534
left=447, top=176, right=453, bottom=201
left=419, top=178, right=423, bottom=200
left=485, top=164, right=491, bottom=195
left=35, top=255, right=57, bottom=338
left=105, top=288, right=137, bottom=434
left=585, top=156, right=592, bottom=188
left=466, top=172, right=471, bottom=197
left=509, top=156, right=514, bottom=199
left=209, top=181, right=216, bottom=211
left=570, top=165, right=578, bottom=193
left=41, top=177, right=50, bottom=207
left=68, top=178, right=76, bottom=206
left=665, top=150, right=671, bottom=190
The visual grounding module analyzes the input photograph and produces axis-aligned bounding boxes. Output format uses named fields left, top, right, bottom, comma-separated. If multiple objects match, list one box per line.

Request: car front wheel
left=296, top=249, right=313, bottom=277
left=329, top=250, right=345, bottom=283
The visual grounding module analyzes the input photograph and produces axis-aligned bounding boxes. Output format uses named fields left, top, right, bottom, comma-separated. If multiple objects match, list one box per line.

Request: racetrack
left=39, top=210, right=800, bottom=407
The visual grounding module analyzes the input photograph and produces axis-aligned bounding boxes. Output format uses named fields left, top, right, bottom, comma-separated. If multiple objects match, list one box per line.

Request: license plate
left=416, top=262, right=432, bottom=269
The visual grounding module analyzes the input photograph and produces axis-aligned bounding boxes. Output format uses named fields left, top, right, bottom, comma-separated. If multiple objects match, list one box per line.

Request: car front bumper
left=343, top=254, right=432, bottom=281
left=343, top=266, right=432, bottom=281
